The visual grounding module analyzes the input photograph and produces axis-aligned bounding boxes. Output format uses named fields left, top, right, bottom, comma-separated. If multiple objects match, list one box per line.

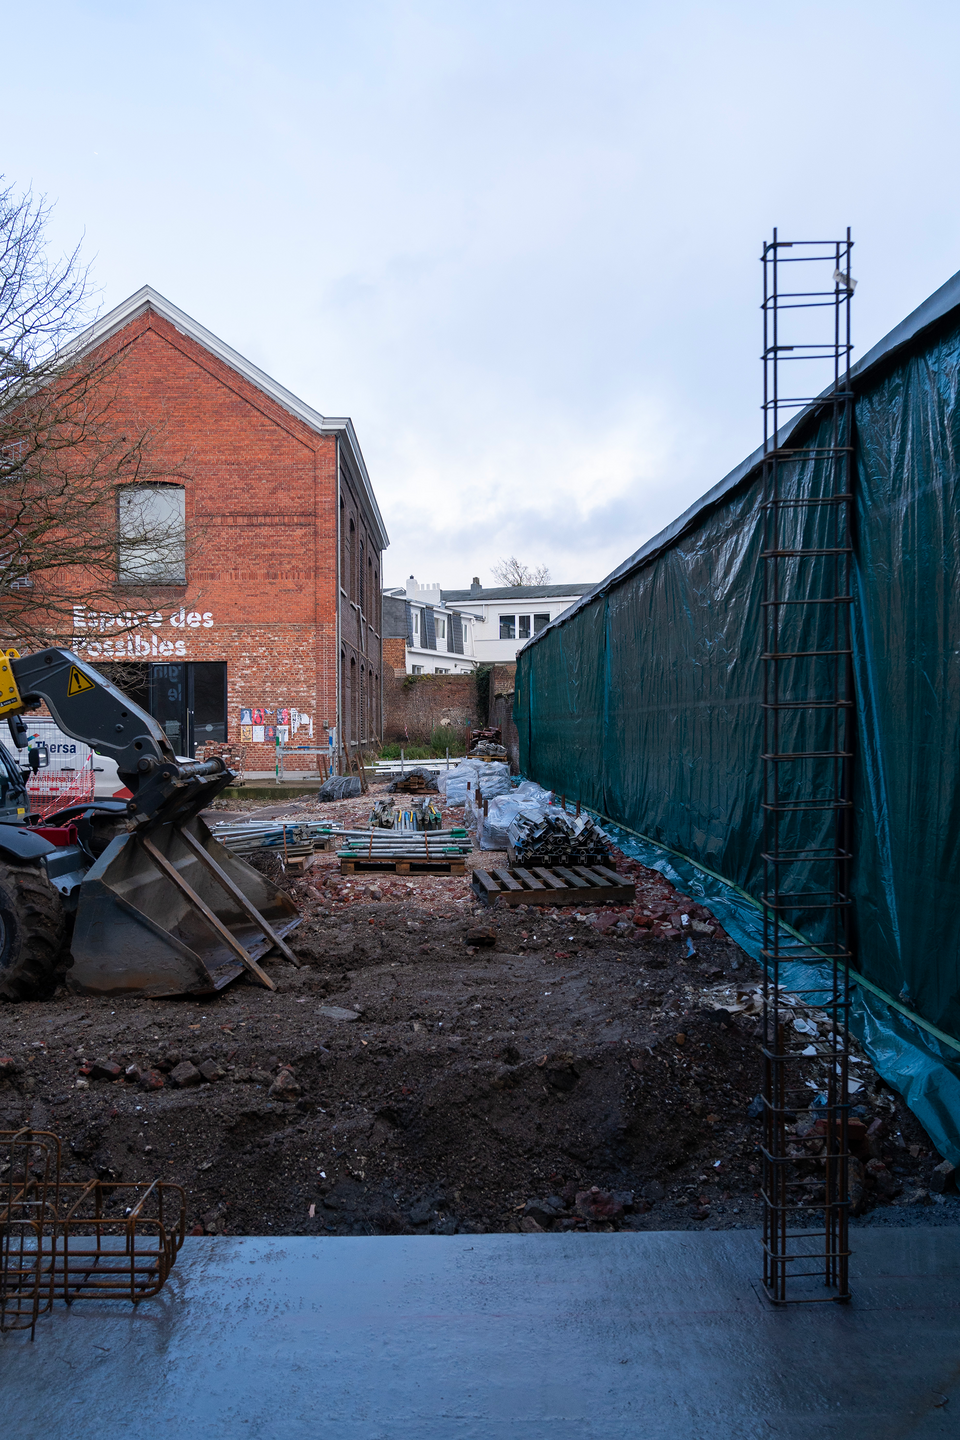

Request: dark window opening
left=533, top=613, right=550, bottom=634
left=518, top=615, right=531, bottom=639
left=499, top=615, right=516, bottom=640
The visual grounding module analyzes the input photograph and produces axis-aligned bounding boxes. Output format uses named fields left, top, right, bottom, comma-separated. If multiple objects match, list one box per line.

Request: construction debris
left=469, top=740, right=508, bottom=758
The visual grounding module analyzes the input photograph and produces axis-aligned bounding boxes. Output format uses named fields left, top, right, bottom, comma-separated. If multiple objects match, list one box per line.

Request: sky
left=6, top=0, right=960, bottom=590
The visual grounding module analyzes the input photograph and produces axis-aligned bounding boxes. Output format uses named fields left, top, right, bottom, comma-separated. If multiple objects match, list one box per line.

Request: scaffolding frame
left=760, top=229, right=855, bottom=1303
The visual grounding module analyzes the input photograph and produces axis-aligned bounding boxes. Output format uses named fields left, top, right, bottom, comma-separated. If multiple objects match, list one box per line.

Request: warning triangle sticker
left=66, top=665, right=95, bottom=697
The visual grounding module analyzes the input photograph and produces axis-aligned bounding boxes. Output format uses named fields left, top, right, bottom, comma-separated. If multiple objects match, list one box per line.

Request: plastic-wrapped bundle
left=317, top=776, right=362, bottom=801
left=437, top=761, right=481, bottom=807
left=465, top=763, right=514, bottom=831
left=477, top=778, right=552, bottom=847
left=479, top=795, right=521, bottom=849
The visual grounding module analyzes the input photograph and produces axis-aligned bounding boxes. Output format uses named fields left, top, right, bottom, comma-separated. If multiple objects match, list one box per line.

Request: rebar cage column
left=760, top=230, right=855, bottom=1304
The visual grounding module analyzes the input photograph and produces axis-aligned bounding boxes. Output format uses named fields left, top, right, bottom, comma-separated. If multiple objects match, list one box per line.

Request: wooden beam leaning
left=177, top=826, right=301, bottom=968
left=138, top=834, right=277, bottom=990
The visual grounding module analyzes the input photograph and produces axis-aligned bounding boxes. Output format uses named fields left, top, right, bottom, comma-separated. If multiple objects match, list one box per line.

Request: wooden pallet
left=472, top=863, right=635, bottom=908
left=340, top=855, right=466, bottom=875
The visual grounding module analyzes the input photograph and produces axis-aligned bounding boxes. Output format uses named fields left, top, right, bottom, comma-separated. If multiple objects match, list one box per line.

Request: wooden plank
left=512, top=868, right=546, bottom=890
left=571, top=865, right=611, bottom=884
left=492, top=868, right=524, bottom=892
left=338, top=855, right=464, bottom=875
left=472, top=869, right=501, bottom=893
left=532, top=867, right=568, bottom=887
left=591, top=864, right=629, bottom=885
left=551, top=867, right=592, bottom=889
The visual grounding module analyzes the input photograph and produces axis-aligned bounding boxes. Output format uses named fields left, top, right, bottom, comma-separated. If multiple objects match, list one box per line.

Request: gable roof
left=68, top=284, right=389, bottom=550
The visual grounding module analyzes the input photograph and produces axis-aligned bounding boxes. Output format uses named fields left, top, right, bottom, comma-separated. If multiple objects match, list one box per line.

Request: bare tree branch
left=0, top=179, right=193, bottom=652
left=490, top=556, right=551, bottom=587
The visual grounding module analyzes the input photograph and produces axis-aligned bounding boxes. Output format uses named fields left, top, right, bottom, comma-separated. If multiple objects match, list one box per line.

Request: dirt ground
left=0, top=782, right=952, bottom=1237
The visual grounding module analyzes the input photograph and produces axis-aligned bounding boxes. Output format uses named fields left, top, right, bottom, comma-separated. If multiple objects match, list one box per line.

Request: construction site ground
left=1, top=781, right=955, bottom=1239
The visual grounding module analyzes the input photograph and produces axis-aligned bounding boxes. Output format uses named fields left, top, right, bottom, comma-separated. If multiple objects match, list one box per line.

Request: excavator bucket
left=66, top=816, right=301, bottom=997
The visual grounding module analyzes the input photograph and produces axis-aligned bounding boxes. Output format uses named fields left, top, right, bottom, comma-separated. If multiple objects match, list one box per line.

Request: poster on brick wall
left=240, top=708, right=252, bottom=726
left=240, top=725, right=252, bottom=742
left=265, top=725, right=276, bottom=742
left=252, top=725, right=265, bottom=743
left=252, top=708, right=265, bottom=725
left=276, top=726, right=289, bottom=743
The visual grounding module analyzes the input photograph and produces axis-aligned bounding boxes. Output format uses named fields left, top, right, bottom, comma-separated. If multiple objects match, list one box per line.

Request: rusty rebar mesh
left=0, top=1129, right=184, bottom=1337
left=0, top=1130, right=61, bottom=1337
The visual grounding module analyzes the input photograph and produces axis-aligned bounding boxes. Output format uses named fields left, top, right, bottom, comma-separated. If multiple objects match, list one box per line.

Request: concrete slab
left=3, top=1230, right=959, bottom=1439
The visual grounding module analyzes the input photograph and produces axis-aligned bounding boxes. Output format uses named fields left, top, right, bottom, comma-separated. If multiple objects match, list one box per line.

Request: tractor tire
left=0, top=861, right=67, bottom=1002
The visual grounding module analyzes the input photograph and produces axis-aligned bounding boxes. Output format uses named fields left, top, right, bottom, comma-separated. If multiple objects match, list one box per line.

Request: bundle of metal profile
left=507, top=811, right=610, bottom=869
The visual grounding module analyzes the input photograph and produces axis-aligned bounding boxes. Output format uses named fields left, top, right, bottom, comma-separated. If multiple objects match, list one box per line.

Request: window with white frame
left=411, top=664, right=423, bottom=674
left=499, top=614, right=516, bottom=639
left=435, top=616, right=446, bottom=640
left=518, top=615, right=531, bottom=639
left=533, top=613, right=550, bottom=633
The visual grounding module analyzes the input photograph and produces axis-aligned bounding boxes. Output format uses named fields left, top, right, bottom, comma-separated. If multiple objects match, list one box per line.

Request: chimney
left=470, top=576, right=482, bottom=595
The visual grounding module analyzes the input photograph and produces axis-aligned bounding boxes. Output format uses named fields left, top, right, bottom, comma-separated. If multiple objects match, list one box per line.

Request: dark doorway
left=98, top=660, right=227, bottom=757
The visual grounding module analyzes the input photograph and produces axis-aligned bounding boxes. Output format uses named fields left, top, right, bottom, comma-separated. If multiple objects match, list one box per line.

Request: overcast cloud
left=6, top=0, right=960, bottom=589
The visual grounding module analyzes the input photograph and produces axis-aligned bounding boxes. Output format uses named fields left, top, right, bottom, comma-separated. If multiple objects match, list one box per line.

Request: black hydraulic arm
left=0, top=649, right=233, bottom=824
left=7, top=649, right=175, bottom=778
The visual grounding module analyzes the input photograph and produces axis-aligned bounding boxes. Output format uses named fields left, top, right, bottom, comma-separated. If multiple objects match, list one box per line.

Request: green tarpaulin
left=515, top=270, right=960, bottom=1162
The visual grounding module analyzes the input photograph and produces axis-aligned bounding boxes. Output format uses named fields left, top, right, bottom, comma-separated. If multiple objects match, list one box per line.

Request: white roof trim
left=68, top=285, right=389, bottom=550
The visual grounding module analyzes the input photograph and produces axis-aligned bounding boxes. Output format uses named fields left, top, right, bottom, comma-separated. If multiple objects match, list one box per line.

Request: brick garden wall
left=384, top=672, right=477, bottom=744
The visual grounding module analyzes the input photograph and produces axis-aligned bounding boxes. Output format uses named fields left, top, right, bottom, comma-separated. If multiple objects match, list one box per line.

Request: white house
left=383, top=575, right=595, bottom=673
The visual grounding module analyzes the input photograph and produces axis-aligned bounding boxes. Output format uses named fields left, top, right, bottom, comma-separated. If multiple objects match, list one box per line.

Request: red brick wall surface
left=384, top=673, right=476, bottom=743
left=382, top=637, right=406, bottom=675
left=67, top=307, right=382, bottom=769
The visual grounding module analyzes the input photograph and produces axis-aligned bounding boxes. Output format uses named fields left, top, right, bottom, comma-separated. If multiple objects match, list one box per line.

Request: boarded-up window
left=118, top=485, right=186, bottom=584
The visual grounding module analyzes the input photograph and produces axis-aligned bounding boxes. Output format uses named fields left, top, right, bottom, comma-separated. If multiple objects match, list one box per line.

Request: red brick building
left=66, top=286, right=387, bottom=770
